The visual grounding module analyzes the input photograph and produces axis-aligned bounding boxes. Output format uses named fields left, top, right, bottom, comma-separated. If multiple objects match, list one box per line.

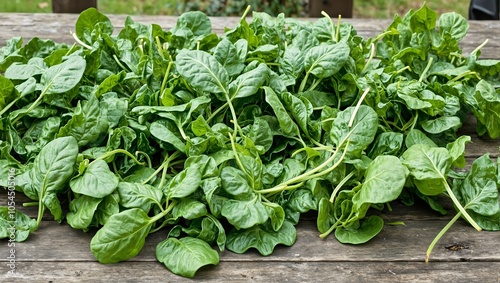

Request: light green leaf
left=226, top=221, right=296, bottom=256
left=156, top=237, right=219, bottom=278
left=70, top=159, right=119, bottom=198
left=91, top=208, right=152, bottom=263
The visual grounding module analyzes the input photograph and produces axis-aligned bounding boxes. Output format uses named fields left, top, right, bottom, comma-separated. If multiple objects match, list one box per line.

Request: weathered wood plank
left=1, top=261, right=499, bottom=282
left=0, top=14, right=498, bottom=58
left=0, top=217, right=496, bottom=263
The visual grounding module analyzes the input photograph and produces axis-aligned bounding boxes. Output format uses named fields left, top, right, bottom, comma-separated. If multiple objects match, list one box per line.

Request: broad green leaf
left=75, top=8, right=113, bottom=44
left=70, top=159, right=119, bottom=198
left=156, top=237, right=219, bottom=278
left=402, top=144, right=452, bottom=195
left=0, top=207, right=37, bottom=242
left=263, top=86, right=300, bottom=136
left=405, top=129, right=437, bottom=148
left=221, top=166, right=254, bottom=199
left=335, top=215, right=384, bottom=244
left=281, top=92, right=313, bottom=139
left=330, top=105, right=378, bottom=157
left=420, top=116, right=462, bottom=134
left=91, top=208, right=152, bottom=263
left=149, top=120, right=186, bottom=153
left=402, top=144, right=451, bottom=180
left=263, top=202, right=285, bottom=231
left=94, top=193, right=120, bottom=226
left=221, top=198, right=269, bottom=229
left=0, top=75, right=17, bottom=112
left=58, top=94, right=109, bottom=147
left=66, top=195, right=103, bottom=230
left=453, top=154, right=499, bottom=218
left=176, top=50, right=229, bottom=99
left=214, top=38, right=245, bottom=76
left=26, top=137, right=78, bottom=221
left=40, top=56, right=86, bottom=95
left=117, top=182, right=163, bottom=212
left=304, top=42, right=350, bottom=79
left=166, top=166, right=202, bottom=199
left=352, top=156, right=409, bottom=213
left=171, top=11, right=212, bottom=37
left=185, top=155, right=219, bottom=179
left=474, top=80, right=500, bottom=138
left=368, top=132, right=404, bottom=159
left=446, top=135, right=471, bottom=168
left=226, top=221, right=296, bottom=256
left=172, top=199, right=208, bottom=220
left=438, top=12, right=468, bottom=41
left=317, top=198, right=336, bottom=234
left=409, top=4, right=438, bottom=33
left=229, top=63, right=269, bottom=98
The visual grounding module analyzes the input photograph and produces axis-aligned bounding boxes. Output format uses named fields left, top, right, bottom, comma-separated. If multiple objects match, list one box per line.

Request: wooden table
left=0, top=13, right=499, bottom=282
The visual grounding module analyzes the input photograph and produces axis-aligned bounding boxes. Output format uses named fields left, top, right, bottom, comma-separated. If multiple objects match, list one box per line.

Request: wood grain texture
left=2, top=261, right=499, bottom=283
left=0, top=14, right=498, bottom=57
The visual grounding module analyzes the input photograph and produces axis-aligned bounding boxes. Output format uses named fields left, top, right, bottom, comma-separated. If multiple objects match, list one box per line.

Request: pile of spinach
left=1, top=4, right=499, bottom=277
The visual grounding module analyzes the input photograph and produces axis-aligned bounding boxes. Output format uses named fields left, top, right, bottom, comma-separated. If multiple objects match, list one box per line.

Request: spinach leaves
left=0, top=4, right=499, bottom=278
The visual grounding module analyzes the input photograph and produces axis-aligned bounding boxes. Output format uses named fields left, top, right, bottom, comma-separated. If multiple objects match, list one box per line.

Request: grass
left=0, top=0, right=469, bottom=18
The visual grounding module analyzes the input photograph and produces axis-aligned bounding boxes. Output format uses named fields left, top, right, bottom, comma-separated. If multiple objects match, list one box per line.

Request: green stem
left=335, top=15, right=341, bottom=42
left=135, top=151, right=152, bottom=168
left=159, top=61, right=173, bottom=101
left=470, top=39, right=489, bottom=55
left=155, top=36, right=166, bottom=60
left=298, top=72, right=310, bottom=93
left=71, top=31, right=92, bottom=49
left=426, top=212, right=462, bottom=263
left=241, top=5, right=251, bottom=20
left=12, top=88, right=49, bottom=124
left=320, top=11, right=336, bottom=42
left=206, top=101, right=229, bottom=124
left=418, top=57, right=433, bottom=83
left=223, top=92, right=241, bottom=139
left=449, top=71, right=480, bottom=83
left=113, top=54, right=130, bottom=72
left=361, top=42, right=376, bottom=74
left=329, top=171, right=355, bottom=203
left=307, top=78, right=323, bottom=92
left=259, top=140, right=349, bottom=195
left=22, top=202, right=39, bottom=207
left=0, top=98, right=20, bottom=117
left=36, top=197, right=45, bottom=228
left=319, top=220, right=341, bottom=239
left=142, top=151, right=181, bottom=185
left=348, top=88, right=370, bottom=127
left=90, top=149, right=146, bottom=167
left=149, top=200, right=179, bottom=233
left=442, top=179, right=481, bottom=231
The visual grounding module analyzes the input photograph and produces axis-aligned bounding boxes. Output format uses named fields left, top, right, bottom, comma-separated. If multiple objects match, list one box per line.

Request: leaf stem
left=361, top=42, right=376, bottom=74
left=319, top=219, right=341, bottom=238
left=260, top=140, right=349, bottom=194
left=425, top=212, right=462, bottom=263
left=418, top=57, right=433, bottom=83
left=348, top=87, right=370, bottom=127
left=159, top=61, right=173, bottom=101
left=70, top=31, right=92, bottom=49
left=11, top=89, right=48, bottom=124
left=329, top=171, right=355, bottom=203
left=470, top=39, right=489, bottom=55
left=442, top=179, right=481, bottom=231
left=142, top=151, right=181, bottom=185
left=90, top=149, right=146, bottom=167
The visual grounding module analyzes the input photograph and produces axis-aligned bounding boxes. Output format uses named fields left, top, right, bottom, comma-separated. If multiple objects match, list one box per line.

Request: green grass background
left=0, top=0, right=469, bottom=18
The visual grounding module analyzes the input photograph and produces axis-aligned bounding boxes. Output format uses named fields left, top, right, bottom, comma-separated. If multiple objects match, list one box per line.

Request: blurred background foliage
left=0, top=0, right=469, bottom=18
